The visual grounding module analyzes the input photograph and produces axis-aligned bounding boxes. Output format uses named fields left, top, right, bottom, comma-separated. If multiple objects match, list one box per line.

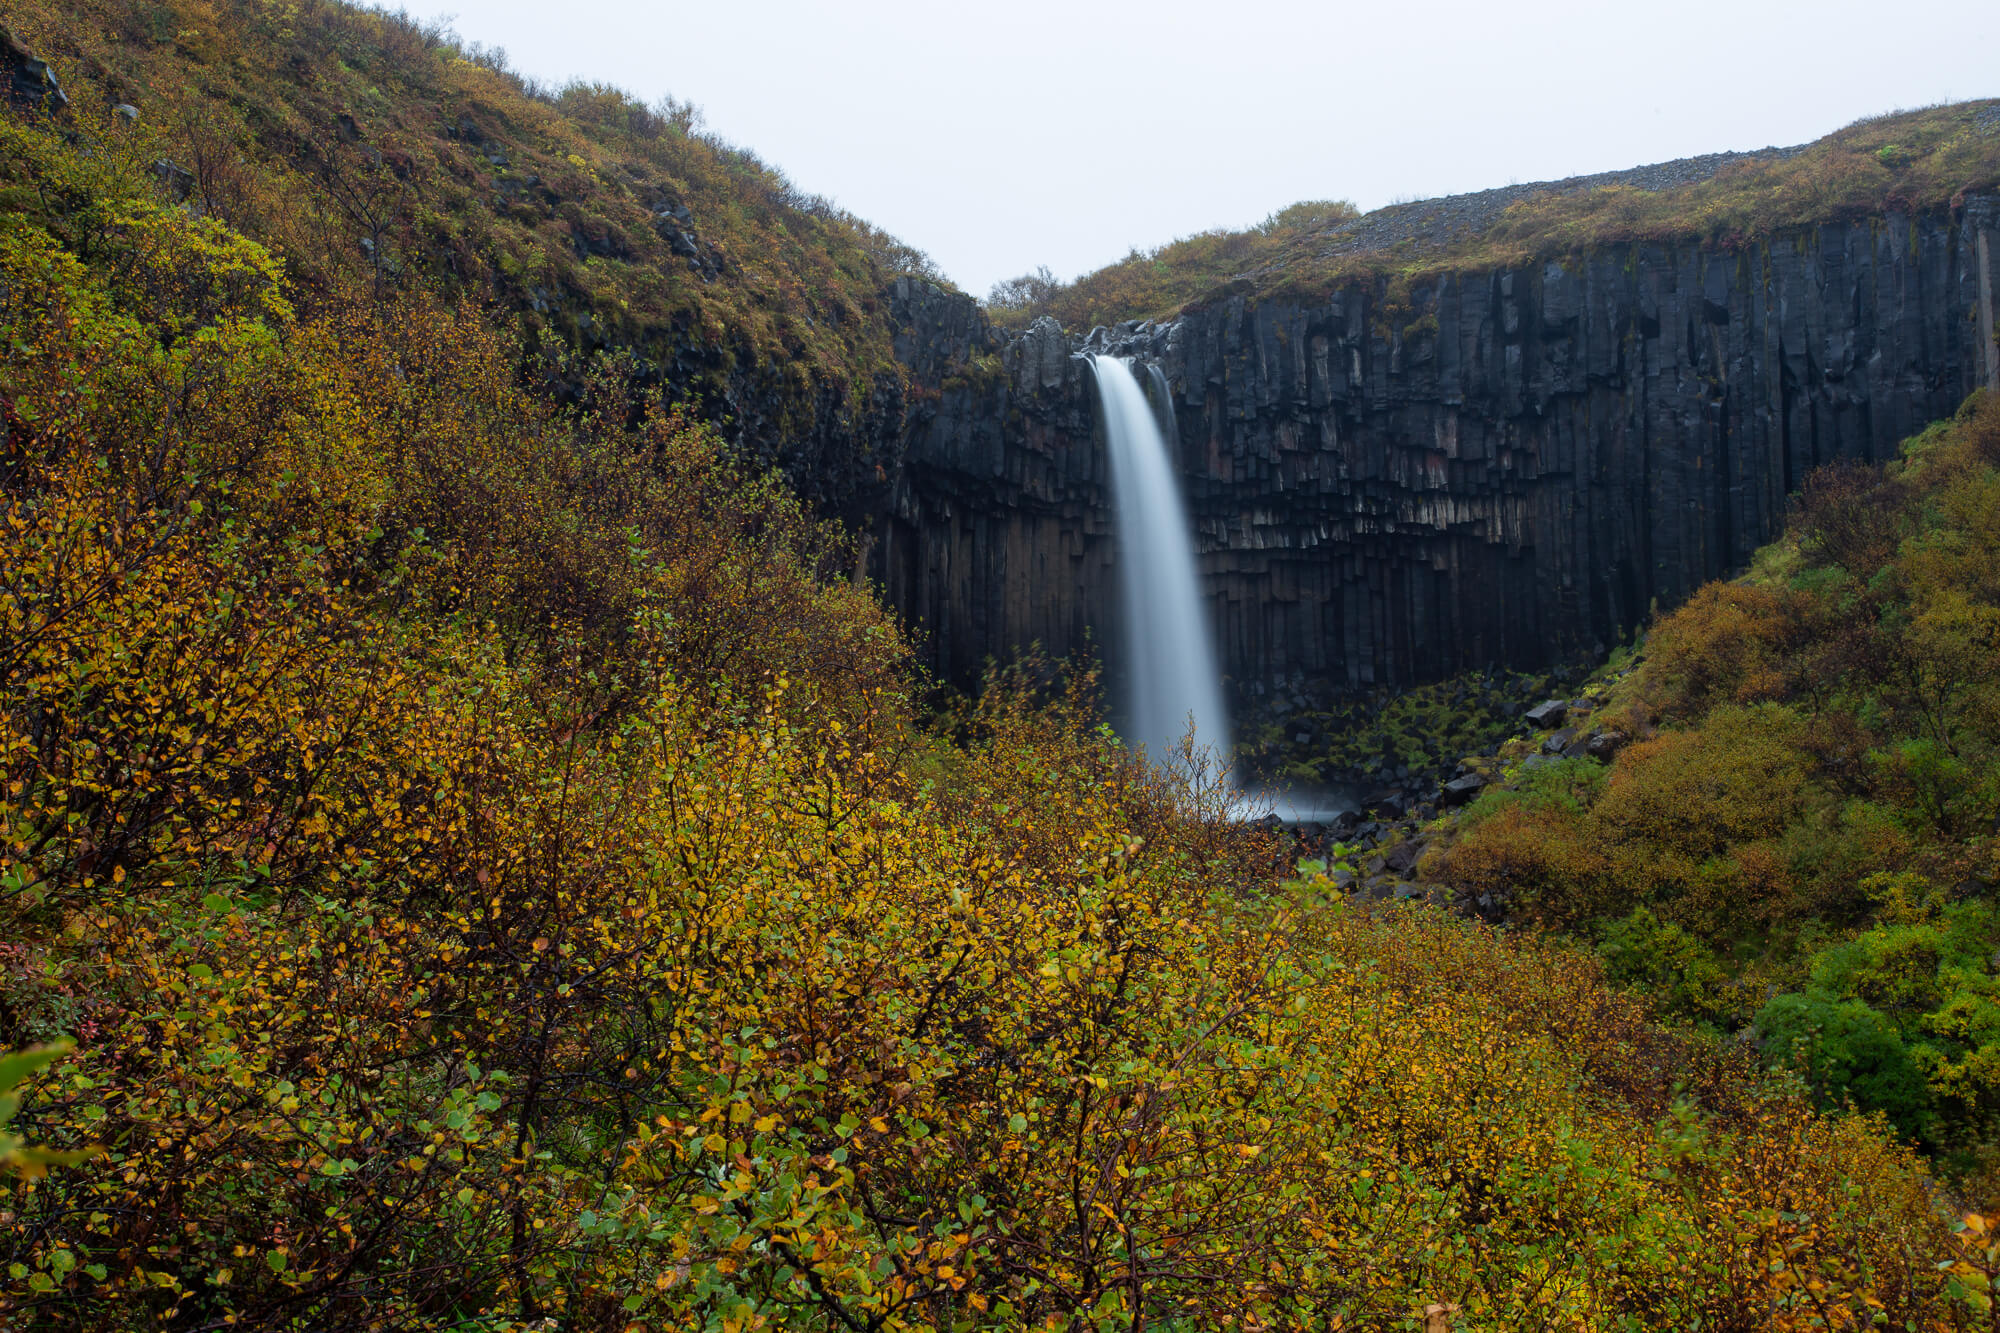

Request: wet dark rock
left=1525, top=700, right=1570, bottom=729
left=1585, top=730, right=1629, bottom=760
left=1440, top=773, right=1488, bottom=806
left=1366, top=790, right=1408, bottom=818
left=2, top=28, right=67, bottom=114
left=1384, top=842, right=1422, bottom=876
left=1542, top=728, right=1577, bottom=755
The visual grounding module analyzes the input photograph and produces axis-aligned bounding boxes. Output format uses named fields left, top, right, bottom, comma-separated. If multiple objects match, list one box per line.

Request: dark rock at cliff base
left=1363, top=790, right=1408, bottom=818
left=1525, top=700, right=1571, bottom=729
left=1585, top=730, right=1630, bottom=760
left=1383, top=841, right=1423, bottom=876
left=1440, top=773, right=1488, bottom=806
left=3, top=28, right=67, bottom=114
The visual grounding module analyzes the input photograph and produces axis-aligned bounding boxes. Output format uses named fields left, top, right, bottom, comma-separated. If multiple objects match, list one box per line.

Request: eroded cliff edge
left=872, top=197, right=2000, bottom=706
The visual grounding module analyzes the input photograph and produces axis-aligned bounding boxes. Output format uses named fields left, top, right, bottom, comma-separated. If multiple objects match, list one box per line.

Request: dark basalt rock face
left=2, top=27, right=67, bottom=114
left=872, top=198, right=2000, bottom=706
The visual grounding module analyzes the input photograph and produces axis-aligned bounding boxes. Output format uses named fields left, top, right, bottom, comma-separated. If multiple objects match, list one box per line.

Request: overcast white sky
left=407, top=0, right=1999, bottom=297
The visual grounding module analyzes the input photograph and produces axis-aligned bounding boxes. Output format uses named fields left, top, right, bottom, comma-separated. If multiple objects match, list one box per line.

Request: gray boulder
left=1440, top=773, right=1487, bottom=806
left=1524, top=699, right=1569, bottom=728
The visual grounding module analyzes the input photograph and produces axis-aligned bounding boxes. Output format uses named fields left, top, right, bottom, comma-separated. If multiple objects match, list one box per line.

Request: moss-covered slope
left=2, top=0, right=947, bottom=503
left=996, top=102, right=2000, bottom=331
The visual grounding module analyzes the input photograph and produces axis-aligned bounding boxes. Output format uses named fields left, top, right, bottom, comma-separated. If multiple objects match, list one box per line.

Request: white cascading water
left=1090, top=355, right=1232, bottom=774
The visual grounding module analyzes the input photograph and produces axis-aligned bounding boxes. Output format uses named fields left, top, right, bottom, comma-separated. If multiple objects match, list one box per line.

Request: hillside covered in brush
left=0, top=0, right=950, bottom=508
left=3, top=3, right=2000, bottom=1331
left=1420, top=391, right=2000, bottom=1177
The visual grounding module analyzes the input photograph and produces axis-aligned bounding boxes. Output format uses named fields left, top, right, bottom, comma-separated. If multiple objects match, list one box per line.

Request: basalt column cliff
left=872, top=196, right=2000, bottom=702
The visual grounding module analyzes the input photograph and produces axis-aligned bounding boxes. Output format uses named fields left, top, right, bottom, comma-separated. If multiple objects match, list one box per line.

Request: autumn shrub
left=1597, top=907, right=1739, bottom=1027
left=1423, top=803, right=1610, bottom=923
left=1793, top=459, right=1909, bottom=573
left=1758, top=992, right=1933, bottom=1139
left=1647, top=582, right=1801, bottom=716
left=1460, top=753, right=1607, bottom=826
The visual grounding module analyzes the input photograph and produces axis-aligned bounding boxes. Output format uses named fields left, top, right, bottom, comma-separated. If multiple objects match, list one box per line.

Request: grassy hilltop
left=992, top=101, right=2000, bottom=330
left=2, top=3, right=2000, bottom=1328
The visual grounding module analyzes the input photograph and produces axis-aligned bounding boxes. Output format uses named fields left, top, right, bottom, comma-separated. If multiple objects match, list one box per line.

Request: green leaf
left=0, top=1041, right=71, bottom=1101
left=265, top=1251, right=287, bottom=1274
left=202, top=893, right=234, bottom=916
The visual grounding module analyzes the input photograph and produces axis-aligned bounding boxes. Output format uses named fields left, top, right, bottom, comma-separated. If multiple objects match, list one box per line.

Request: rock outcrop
left=2, top=27, right=67, bottom=114
left=873, top=197, right=2000, bottom=708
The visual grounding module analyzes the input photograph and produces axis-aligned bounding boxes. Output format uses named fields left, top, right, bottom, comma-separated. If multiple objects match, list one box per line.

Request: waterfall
left=1090, top=355, right=1232, bottom=774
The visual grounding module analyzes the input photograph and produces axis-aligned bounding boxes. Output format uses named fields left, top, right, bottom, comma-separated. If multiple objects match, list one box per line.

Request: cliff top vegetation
left=990, top=99, right=2000, bottom=330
